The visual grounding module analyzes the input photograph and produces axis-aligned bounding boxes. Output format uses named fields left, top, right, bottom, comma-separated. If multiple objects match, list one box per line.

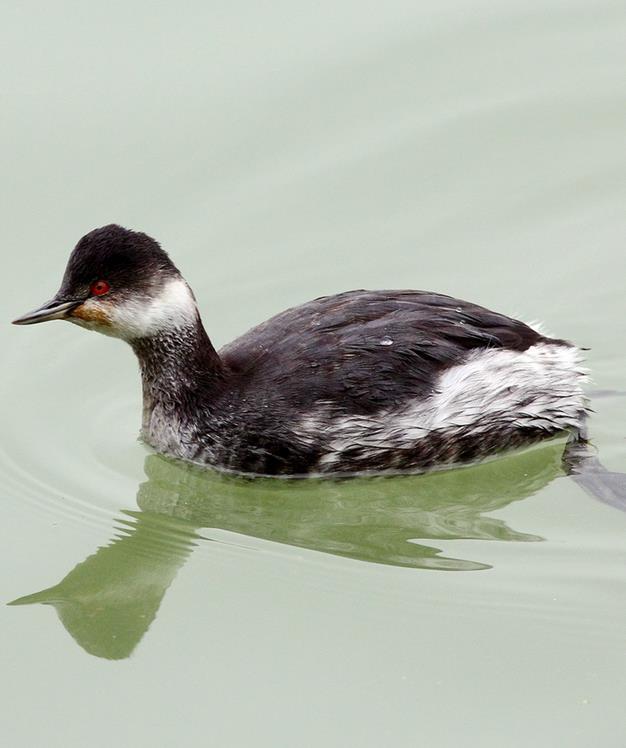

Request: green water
left=2, top=1, right=625, bottom=745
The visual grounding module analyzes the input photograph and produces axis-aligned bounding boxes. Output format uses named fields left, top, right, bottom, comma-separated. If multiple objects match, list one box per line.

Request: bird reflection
left=9, top=439, right=569, bottom=659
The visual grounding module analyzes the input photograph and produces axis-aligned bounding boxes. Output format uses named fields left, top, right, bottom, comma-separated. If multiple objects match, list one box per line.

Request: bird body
left=13, top=225, right=588, bottom=476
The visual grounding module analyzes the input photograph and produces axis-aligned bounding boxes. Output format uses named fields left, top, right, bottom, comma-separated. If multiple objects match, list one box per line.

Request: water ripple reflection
left=9, top=439, right=570, bottom=659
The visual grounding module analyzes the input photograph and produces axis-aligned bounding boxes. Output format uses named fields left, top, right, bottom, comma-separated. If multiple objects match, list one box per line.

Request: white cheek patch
left=108, top=277, right=198, bottom=339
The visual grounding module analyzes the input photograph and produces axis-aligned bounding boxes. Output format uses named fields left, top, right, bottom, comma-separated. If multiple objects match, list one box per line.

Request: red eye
left=90, top=280, right=110, bottom=296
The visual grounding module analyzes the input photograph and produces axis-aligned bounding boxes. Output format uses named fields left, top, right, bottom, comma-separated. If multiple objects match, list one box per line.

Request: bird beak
left=12, top=296, right=82, bottom=326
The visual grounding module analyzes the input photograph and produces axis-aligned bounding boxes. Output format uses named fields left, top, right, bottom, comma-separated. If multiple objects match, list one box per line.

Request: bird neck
left=130, top=315, right=227, bottom=433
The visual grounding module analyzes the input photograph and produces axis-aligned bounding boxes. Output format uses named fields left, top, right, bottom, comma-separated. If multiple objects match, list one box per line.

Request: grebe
left=13, top=225, right=589, bottom=476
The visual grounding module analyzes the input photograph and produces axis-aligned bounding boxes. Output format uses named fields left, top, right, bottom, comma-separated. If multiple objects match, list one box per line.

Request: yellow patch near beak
left=71, top=301, right=113, bottom=326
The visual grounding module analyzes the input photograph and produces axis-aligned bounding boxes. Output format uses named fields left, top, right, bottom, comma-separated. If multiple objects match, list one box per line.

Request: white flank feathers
left=296, top=343, right=588, bottom=469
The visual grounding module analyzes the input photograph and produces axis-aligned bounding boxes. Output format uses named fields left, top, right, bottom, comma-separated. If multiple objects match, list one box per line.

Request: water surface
left=1, top=1, right=625, bottom=746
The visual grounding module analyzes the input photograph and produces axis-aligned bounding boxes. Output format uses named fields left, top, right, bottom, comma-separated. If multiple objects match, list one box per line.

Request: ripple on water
left=8, top=509, right=201, bottom=660
left=1, top=332, right=145, bottom=530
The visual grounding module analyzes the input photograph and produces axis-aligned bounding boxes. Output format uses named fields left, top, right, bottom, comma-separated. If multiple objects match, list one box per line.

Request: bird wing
left=218, top=290, right=553, bottom=414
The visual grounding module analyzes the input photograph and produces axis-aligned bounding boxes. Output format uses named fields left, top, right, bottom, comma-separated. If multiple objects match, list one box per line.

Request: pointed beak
left=12, top=296, right=83, bottom=326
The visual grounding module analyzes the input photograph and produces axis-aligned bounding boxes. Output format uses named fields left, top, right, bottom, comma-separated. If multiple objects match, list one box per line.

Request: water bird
left=12, top=224, right=593, bottom=477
